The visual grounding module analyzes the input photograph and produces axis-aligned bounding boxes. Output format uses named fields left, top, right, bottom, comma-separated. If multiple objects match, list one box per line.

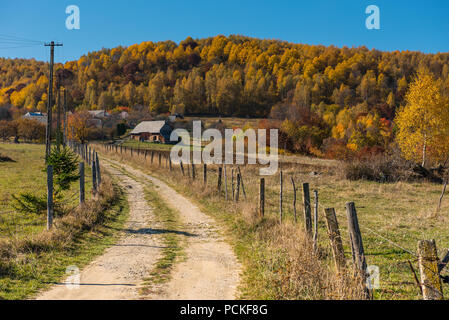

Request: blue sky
left=0, top=0, right=448, bottom=63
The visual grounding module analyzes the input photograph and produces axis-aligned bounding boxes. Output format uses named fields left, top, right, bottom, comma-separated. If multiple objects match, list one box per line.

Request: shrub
left=11, top=192, right=47, bottom=215
left=46, top=147, right=79, bottom=191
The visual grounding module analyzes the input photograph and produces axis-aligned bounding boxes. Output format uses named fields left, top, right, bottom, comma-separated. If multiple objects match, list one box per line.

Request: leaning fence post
left=324, top=208, right=345, bottom=273
left=180, top=161, right=185, bottom=176
left=313, top=190, right=319, bottom=250
left=345, top=202, right=370, bottom=298
left=79, top=162, right=85, bottom=205
left=259, top=178, right=265, bottom=218
left=47, top=165, right=54, bottom=230
left=302, top=183, right=312, bottom=237
left=169, top=154, right=172, bottom=171
left=418, top=240, right=444, bottom=300
left=237, top=166, right=246, bottom=199
left=279, top=171, right=283, bottom=223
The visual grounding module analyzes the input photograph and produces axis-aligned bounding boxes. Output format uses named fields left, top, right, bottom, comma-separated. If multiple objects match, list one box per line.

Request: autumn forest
left=1, top=35, right=449, bottom=163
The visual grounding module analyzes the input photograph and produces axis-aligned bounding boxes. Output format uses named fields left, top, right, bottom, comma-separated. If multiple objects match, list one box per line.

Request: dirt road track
left=37, top=158, right=241, bottom=300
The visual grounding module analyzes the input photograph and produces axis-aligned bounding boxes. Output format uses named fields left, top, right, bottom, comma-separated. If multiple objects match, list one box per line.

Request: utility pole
left=44, top=41, right=63, bottom=160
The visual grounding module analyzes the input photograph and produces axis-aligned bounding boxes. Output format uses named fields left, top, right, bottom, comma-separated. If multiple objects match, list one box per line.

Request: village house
left=22, top=112, right=47, bottom=124
left=130, top=120, right=173, bottom=143
left=87, top=110, right=110, bottom=128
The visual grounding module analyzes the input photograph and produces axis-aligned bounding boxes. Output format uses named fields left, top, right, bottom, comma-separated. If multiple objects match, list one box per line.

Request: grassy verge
left=97, top=145, right=367, bottom=300
left=95, top=142, right=449, bottom=299
left=0, top=143, right=128, bottom=300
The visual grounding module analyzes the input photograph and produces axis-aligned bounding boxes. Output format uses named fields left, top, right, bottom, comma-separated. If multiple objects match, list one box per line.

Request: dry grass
left=96, top=144, right=370, bottom=300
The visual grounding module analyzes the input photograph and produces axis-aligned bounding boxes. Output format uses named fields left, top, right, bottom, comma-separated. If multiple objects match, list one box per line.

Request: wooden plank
left=418, top=240, right=444, bottom=300
left=224, top=165, right=228, bottom=200
left=302, top=183, right=312, bottom=236
left=324, top=208, right=345, bottom=273
left=203, top=164, right=207, bottom=184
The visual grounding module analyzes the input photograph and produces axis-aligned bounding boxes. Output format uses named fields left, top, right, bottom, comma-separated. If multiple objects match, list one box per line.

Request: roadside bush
left=11, top=192, right=47, bottom=215
left=343, top=153, right=414, bottom=182
left=46, top=147, right=79, bottom=191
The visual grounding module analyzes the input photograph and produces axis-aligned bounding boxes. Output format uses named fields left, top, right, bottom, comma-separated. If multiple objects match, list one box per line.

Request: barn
left=130, top=121, right=173, bottom=143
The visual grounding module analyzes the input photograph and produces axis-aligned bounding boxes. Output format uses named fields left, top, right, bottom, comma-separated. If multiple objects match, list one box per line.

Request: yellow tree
left=395, top=72, right=449, bottom=167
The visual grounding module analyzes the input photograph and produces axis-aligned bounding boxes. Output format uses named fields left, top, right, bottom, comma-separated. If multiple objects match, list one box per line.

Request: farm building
left=22, top=112, right=47, bottom=124
left=130, top=121, right=173, bottom=143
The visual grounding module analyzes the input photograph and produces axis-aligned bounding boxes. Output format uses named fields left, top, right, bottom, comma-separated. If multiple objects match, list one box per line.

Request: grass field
left=96, top=143, right=449, bottom=300
left=0, top=143, right=128, bottom=299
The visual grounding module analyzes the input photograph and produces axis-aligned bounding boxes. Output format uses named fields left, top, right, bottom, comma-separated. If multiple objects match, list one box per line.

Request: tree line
left=0, top=35, right=448, bottom=163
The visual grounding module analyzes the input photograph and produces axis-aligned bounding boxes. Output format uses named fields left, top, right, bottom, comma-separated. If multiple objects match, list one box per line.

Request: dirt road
left=37, top=158, right=241, bottom=300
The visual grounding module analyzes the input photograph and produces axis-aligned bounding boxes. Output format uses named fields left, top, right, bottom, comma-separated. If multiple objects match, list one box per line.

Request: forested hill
left=1, top=35, right=449, bottom=120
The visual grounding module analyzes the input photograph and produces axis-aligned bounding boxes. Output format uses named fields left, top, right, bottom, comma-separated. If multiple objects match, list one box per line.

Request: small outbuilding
left=23, top=112, right=47, bottom=124
left=130, top=121, right=173, bottom=143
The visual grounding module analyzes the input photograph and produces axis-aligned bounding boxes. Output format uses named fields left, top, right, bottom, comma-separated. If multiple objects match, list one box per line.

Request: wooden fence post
left=302, top=183, right=312, bottom=237
left=279, top=171, right=283, bottom=223
left=418, top=240, right=444, bottom=300
left=291, top=177, right=297, bottom=223
left=192, top=163, right=196, bottom=180
left=180, top=161, right=185, bottom=176
left=169, top=154, right=172, bottom=171
left=96, top=152, right=101, bottom=186
left=79, top=162, right=85, bottom=204
left=224, top=165, right=228, bottom=201
left=158, top=152, right=162, bottom=167
left=324, top=208, right=345, bottom=273
left=237, top=166, right=246, bottom=199
left=346, top=202, right=367, bottom=272
left=345, top=202, right=370, bottom=298
left=151, top=151, right=154, bottom=164
left=218, top=167, right=223, bottom=192
left=235, top=173, right=241, bottom=202
left=231, top=168, right=235, bottom=200
left=92, top=157, right=97, bottom=195
left=313, top=190, right=319, bottom=250
left=203, top=164, right=207, bottom=184
left=47, top=165, right=54, bottom=230
left=259, top=178, right=265, bottom=218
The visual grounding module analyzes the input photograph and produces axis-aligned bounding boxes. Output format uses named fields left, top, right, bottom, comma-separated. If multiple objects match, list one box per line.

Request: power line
left=0, top=33, right=44, bottom=44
